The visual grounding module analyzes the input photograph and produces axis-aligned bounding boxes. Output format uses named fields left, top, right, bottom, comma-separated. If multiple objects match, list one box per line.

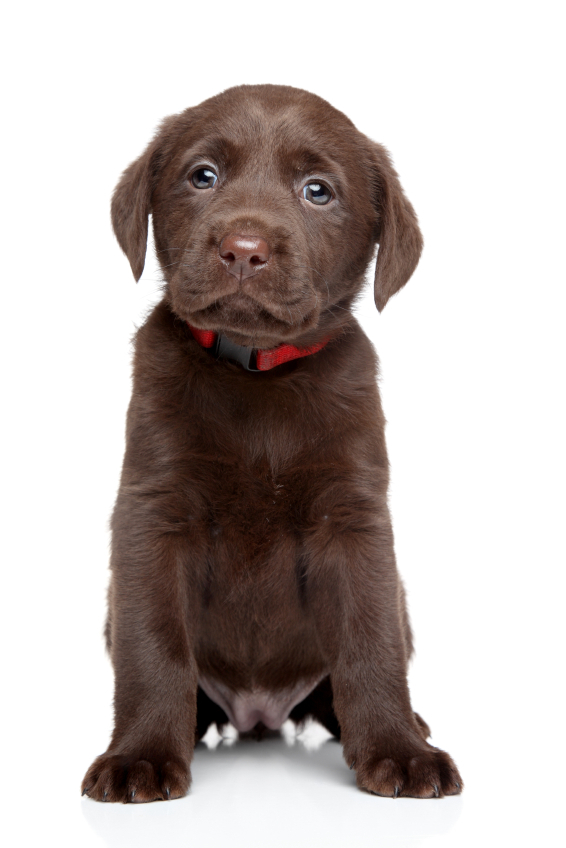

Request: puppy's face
left=153, top=89, right=377, bottom=348
left=112, top=85, right=423, bottom=347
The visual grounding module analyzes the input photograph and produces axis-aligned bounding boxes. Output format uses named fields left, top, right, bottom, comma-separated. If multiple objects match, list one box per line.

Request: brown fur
left=82, top=84, right=462, bottom=803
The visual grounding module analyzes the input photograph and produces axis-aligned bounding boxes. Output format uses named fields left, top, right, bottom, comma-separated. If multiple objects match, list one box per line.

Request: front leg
left=82, top=495, right=200, bottom=803
left=304, top=491, right=462, bottom=798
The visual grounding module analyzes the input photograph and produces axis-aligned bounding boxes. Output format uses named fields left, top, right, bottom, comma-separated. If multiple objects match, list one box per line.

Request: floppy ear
left=111, top=117, right=177, bottom=281
left=111, top=148, right=154, bottom=281
left=371, top=144, right=423, bottom=312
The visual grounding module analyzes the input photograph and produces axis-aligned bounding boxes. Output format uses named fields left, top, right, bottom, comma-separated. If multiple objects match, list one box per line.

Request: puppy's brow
left=181, top=137, right=243, bottom=169
left=284, top=149, right=340, bottom=178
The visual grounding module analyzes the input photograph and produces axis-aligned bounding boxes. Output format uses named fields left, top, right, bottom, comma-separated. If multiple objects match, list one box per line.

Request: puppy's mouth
left=185, top=290, right=319, bottom=347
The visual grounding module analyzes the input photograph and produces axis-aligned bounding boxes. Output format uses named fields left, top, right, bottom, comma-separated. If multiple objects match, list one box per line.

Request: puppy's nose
left=219, top=234, right=270, bottom=280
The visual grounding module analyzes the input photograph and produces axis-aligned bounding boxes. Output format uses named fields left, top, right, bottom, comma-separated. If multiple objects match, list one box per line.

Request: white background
left=2, top=1, right=565, bottom=846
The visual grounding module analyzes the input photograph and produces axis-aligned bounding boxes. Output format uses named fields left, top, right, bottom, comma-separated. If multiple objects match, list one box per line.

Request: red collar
left=187, top=323, right=330, bottom=372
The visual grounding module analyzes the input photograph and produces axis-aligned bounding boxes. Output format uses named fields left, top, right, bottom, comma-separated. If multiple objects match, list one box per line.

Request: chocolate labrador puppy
left=82, top=84, right=462, bottom=803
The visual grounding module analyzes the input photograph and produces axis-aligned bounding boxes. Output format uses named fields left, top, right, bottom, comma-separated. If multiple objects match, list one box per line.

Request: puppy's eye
left=191, top=168, right=218, bottom=189
left=303, top=182, right=332, bottom=205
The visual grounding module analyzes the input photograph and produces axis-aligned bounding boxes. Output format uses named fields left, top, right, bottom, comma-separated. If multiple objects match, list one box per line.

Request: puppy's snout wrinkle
left=219, top=233, right=270, bottom=280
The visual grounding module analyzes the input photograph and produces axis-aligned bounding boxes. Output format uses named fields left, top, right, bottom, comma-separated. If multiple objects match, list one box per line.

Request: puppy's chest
left=194, top=457, right=323, bottom=699
left=201, top=458, right=301, bottom=562
left=194, top=454, right=312, bottom=614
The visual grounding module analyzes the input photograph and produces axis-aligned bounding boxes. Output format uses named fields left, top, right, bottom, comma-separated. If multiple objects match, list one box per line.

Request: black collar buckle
left=213, top=333, right=260, bottom=372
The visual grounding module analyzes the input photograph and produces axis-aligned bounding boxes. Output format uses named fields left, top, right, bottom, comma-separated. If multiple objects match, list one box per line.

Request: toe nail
left=455, top=781, right=461, bottom=789
left=81, top=787, right=88, bottom=797
left=165, top=787, right=171, bottom=800
left=349, top=760, right=356, bottom=770
left=433, top=784, right=439, bottom=797
left=131, top=790, right=136, bottom=801
left=393, top=786, right=400, bottom=798
left=103, top=791, right=108, bottom=801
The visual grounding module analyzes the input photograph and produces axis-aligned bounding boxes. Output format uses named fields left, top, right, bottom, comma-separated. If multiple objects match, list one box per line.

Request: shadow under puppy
left=82, top=84, right=462, bottom=803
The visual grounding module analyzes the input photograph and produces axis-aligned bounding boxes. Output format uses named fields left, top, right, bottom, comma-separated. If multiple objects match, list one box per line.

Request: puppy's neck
left=187, top=324, right=331, bottom=372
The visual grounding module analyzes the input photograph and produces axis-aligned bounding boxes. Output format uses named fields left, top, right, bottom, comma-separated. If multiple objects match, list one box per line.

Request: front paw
left=355, top=746, right=462, bottom=799
left=81, top=751, right=190, bottom=803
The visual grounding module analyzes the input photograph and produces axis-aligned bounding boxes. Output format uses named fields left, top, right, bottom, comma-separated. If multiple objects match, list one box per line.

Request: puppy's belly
left=198, top=673, right=325, bottom=733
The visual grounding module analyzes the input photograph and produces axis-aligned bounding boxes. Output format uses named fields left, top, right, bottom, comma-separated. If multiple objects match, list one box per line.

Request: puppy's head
left=112, top=85, right=422, bottom=347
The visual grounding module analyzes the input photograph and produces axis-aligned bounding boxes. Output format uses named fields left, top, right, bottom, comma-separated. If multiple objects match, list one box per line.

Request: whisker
left=159, top=260, right=182, bottom=270
left=324, top=302, right=349, bottom=313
